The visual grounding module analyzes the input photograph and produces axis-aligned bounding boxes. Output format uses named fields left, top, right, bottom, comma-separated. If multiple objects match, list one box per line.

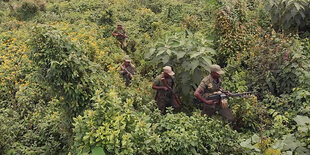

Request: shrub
left=0, top=10, right=4, bottom=22
left=89, top=8, right=115, bottom=26
left=14, top=0, right=40, bottom=20
left=73, top=90, right=247, bottom=154
left=163, top=3, right=184, bottom=23
left=181, top=14, right=201, bottom=32
left=268, top=0, right=310, bottom=33
left=136, top=8, right=157, bottom=33
left=29, top=24, right=96, bottom=115
left=0, top=108, right=24, bottom=154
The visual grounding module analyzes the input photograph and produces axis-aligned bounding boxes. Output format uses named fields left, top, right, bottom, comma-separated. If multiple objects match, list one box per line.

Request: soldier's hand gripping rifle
left=121, top=65, right=133, bottom=78
left=112, top=32, right=129, bottom=39
left=205, top=91, right=254, bottom=108
left=162, top=78, right=181, bottom=105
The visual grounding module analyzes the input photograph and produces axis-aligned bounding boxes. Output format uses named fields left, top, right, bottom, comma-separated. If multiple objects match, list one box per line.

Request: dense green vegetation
left=0, top=0, right=310, bottom=154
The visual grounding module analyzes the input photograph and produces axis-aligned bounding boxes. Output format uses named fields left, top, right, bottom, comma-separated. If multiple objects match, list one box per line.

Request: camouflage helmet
left=163, top=66, right=175, bottom=76
left=210, top=64, right=224, bottom=74
left=124, top=55, right=131, bottom=62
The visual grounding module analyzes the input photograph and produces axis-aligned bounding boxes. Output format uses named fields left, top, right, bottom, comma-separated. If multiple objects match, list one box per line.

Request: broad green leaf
left=251, top=134, right=260, bottom=143
left=294, top=3, right=304, bottom=12
left=179, top=37, right=186, bottom=46
left=272, top=139, right=285, bottom=150
left=201, top=56, right=212, bottom=67
left=182, top=83, right=191, bottom=95
left=166, top=49, right=172, bottom=56
left=281, top=134, right=303, bottom=151
left=145, top=48, right=156, bottom=59
left=295, top=146, right=310, bottom=155
left=193, top=69, right=202, bottom=84
left=240, top=139, right=255, bottom=149
left=180, top=72, right=190, bottom=84
left=293, top=115, right=310, bottom=126
left=169, top=40, right=181, bottom=48
left=198, top=47, right=206, bottom=53
left=190, top=60, right=199, bottom=71
left=287, top=0, right=295, bottom=6
left=90, top=147, right=105, bottom=155
left=281, top=151, right=293, bottom=155
left=182, top=61, right=191, bottom=71
left=190, top=52, right=203, bottom=59
left=299, top=11, right=306, bottom=18
left=175, top=51, right=186, bottom=60
left=156, top=49, right=167, bottom=57
left=186, top=29, right=193, bottom=36
left=205, top=47, right=216, bottom=54
left=203, top=39, right=213, bottom=45
left=161, top=56, right=170, bottom=64
left=156, top=41, right=165, bottom=47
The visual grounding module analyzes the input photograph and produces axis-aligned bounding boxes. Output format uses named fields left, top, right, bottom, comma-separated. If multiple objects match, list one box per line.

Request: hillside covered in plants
left=0, top=0, right=310, bottom=154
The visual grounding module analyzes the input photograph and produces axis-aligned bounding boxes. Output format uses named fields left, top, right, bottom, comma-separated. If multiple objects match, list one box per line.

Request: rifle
left=162, top=78, right=181, bottom=105
left=121, top=65, right=133, bottom=78
left=112, top=32, right=129, bottom=39
left=205, top=92, right=254, bottom=101
left=196, top=92, right=254, bottom=108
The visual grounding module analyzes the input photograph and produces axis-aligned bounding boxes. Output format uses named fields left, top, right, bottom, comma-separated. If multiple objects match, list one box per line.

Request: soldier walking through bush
left=194, top=64, right=234, bottom=122
left=112, top=24, right=128, bottom=52
left=152, top=66, right=181, bottom=114
left=119, top=55, right=135, bottom=87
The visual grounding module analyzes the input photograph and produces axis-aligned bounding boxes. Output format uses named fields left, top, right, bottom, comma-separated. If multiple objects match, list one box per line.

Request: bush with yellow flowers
left=1, top=0, right=310, bottom=154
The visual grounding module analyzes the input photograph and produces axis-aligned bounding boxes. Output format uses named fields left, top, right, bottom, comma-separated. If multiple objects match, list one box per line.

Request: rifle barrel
left=205, top=92, right=253, bottom=100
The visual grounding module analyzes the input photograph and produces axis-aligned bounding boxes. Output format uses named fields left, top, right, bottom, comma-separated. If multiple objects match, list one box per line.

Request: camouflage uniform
left=113, top=28, right=127, bottom=48
left=197, top=75, right=234, bottom=122
left=119, top=63, right=135, bottom=86
left=154, top=74, right=180, bottom=114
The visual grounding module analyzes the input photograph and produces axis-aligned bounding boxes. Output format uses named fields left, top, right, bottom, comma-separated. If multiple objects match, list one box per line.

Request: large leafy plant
left=268, top=0, right=310, bottom=32
left=29, top=24, right=96, bottom=115
left=240, top=132, right=309, bottom=154
left=145, top=31, right=215, bottom=103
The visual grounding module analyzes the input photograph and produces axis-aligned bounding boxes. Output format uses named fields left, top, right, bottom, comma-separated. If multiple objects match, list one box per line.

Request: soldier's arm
left=152, top=77, right=168, bottom=91
left=112, top=30, right=117, bottom=35
left=220, top=89, right=231, bottom=96
left=112, top=29, right=121, bottom=36
left=194, top=88, right=216, bottom=104
left=195, top=77, right=217, bottom=104
left=119, top=65, right=127, bottom=75
left=219, top=82, right=231, bottom=96
left=152, top=83, right=168, bottom=90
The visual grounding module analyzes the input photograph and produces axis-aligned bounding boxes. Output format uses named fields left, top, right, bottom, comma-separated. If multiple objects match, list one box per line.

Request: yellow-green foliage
left=0, top=0, right=310, bottom=154
left=0, top=30, right=31, bottom=104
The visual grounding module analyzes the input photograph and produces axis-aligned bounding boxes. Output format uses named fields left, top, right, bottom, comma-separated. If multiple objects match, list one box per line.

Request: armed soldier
left=152, top=66, right=181, bottom=114
left=112, top=24, right=128, bottom=52
left=194, top=64, right=234, bottom=122
left=119, top=55, right=135, bottom=87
